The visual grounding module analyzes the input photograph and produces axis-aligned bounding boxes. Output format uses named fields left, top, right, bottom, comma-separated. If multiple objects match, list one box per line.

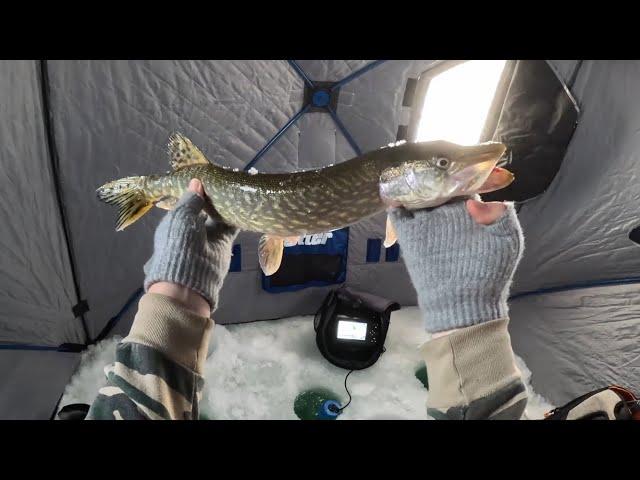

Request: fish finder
left=315, top=287, right=400, bottom=370
left=337, top=319, right=368, bottom=341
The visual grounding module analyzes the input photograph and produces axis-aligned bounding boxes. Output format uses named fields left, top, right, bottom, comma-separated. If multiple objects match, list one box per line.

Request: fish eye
left=435, top=157, right=450, bottom=169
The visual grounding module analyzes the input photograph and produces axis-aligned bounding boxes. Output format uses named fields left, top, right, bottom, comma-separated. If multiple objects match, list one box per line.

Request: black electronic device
left=314, top=287, right=400, bottom=370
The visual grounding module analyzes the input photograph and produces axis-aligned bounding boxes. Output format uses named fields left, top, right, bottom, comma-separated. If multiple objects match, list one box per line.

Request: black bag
left=314, top=287, right=400, bottom=371
left=544, top=385, right=640, bottom=420
left=57, top=403, right=90, bottom=421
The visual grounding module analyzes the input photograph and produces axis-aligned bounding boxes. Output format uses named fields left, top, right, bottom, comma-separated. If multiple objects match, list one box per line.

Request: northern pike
left=97, top=134, right=513, bottom=275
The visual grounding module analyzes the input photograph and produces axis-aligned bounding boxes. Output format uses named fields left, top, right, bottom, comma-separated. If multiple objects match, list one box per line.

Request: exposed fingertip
left=474, top=201, right=507, bottom=226
left=188, top=178, right=204, bottom=198
left=465, top=198, right=483, bottom=217
left=465, top=198, right=475, bottom=211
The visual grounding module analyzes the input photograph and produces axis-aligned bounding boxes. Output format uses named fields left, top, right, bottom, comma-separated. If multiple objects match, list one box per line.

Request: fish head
left=379, top=140, right=512, bottom=209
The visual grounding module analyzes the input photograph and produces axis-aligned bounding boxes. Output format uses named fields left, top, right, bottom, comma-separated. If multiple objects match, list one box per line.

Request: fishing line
left=496, top=150, right=512, bottom=168
left=336, top=370, right=355, bottom=413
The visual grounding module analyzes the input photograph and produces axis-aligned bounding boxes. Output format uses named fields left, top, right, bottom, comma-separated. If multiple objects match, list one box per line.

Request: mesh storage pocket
left=262, top=228, right=349, bottom=293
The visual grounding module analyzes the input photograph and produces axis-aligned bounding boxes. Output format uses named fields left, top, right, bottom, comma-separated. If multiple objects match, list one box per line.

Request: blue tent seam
left=243, top=60, right=387, bottom=171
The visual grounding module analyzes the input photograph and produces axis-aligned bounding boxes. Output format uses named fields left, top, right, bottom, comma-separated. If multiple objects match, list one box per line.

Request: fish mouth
left=454, top=142, right=509, bottom=193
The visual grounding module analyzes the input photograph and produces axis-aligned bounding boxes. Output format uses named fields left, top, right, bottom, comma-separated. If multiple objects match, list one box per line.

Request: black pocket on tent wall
left=480, top=60, right=580, bottom=203
left=262, top=228, right=349, bottom=293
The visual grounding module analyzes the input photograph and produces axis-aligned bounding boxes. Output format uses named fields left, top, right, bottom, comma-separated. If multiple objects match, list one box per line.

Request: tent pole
left=568, top=60, right=584, bottom=90
left=510, top=276, right=640, bottom=301
left=244, top=103, right=310, bottom=171
left=287, top=60, right=315, bottom=89
left=326, top=105, right=362, bottom=156
left=37, top=60, right=90, bottom=344
left=330, top=60, right=387, bottom=91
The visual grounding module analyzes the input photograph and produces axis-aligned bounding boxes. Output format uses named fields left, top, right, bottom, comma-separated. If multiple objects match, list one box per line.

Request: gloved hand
left=143, top=179, right=239, bottom=312
left=390, top=196, right=524, bottom=333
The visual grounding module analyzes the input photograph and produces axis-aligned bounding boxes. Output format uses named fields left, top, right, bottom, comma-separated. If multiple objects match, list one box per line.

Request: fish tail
left=96, top=176, right=154, bottom=231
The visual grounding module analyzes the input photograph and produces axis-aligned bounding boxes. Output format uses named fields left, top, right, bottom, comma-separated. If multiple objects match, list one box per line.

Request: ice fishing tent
left=1, top=60, right=639, bottom=419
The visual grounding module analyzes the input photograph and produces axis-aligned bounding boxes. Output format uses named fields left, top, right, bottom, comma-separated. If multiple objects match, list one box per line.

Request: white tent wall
left=0, top=350, right=80, bottom=419
left=0, top=60, right=86, bottom=419
left=512, top=60, right=640, bottom=294
left=508, top=60, right=640, bottom=403
left=509, top=284, right=640, bottom=406
left=0, top=60, right=85, bottom=346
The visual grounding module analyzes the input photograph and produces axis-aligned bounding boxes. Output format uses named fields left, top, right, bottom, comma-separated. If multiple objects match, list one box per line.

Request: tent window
left=415, top=60, right=507, bottom=145
left=630, top=226, right=640, bottom=245
left=261, top=228, right=349, bottom=293
left=409, top=60, right=579, bottom=203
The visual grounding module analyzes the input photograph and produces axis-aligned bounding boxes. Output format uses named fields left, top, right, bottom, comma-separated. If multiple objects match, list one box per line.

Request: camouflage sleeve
left=420, top=318, right=528, bottom=420
left=86, top=293, right=213, bottom=420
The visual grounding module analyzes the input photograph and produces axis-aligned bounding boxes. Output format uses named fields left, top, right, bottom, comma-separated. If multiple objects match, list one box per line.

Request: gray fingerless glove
left=390, top=198, right=524, bottom=333
left=143, top=191, right=239, bottom=311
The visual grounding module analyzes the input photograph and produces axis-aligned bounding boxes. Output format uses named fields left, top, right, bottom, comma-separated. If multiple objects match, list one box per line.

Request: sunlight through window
left=416, top=60, right=506, bottom=145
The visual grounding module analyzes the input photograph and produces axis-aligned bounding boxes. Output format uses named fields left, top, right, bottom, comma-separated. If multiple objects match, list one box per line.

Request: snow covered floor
left=59, top=307, right=554, bottom=420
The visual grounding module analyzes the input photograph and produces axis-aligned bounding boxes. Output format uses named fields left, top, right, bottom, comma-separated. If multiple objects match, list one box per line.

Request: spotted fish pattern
left=97, top=135, right=455, bottom=236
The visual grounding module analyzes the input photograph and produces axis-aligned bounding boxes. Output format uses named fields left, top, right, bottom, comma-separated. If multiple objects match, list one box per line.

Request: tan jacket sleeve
left=420, top=318, right=528, bottom=420
left=86, top=293, right=213, bottom=420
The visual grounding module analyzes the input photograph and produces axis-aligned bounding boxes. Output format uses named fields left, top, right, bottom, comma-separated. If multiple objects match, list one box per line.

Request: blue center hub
left=312, top=90, right=331, bottom=107
left=318, top=399, right=341, bottom=419
left=303, top=81, right=339, bottom=113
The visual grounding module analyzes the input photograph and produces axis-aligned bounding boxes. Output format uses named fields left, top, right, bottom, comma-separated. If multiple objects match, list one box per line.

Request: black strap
left=72, top=300, right=89, bottom=318
left=92, top=287, right=144, bottom=344
left=57, top=403, right=90, bottom=421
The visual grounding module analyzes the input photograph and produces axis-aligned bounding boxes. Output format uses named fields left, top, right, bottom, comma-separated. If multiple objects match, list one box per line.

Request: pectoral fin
left=258, top=235, right=285, bottom=276
left=384, top=214, right=397, bottom=248
left=155, top=197, right=178, bottom=210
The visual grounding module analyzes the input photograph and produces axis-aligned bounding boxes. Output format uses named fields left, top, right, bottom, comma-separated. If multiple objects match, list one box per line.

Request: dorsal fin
left=167, top=133, right=210, bottom=170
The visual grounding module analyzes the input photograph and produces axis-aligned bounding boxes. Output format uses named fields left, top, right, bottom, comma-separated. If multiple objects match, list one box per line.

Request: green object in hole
left=294, top=388, right=341, bottom=420
left=415, top=364, right=429, bottom=390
